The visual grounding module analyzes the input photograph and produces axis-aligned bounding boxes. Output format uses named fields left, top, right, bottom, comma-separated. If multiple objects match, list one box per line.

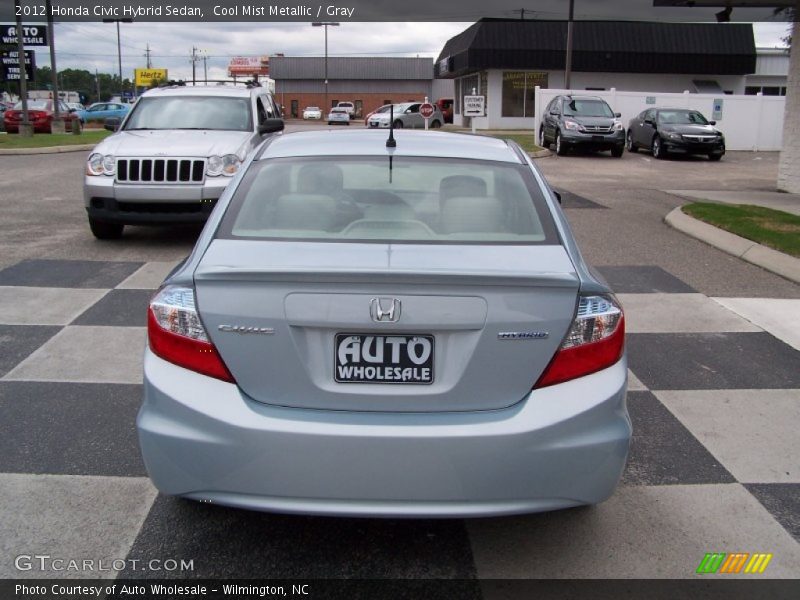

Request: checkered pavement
left=1, top=258, right=798, bottom=581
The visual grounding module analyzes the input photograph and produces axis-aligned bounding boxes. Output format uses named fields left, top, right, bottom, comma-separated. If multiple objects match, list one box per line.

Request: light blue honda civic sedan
left=138, top=126, right=630, bottom=517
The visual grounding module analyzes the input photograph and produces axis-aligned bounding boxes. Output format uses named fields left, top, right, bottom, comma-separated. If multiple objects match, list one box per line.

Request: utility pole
left=95, top=68, right=100, bottom=102
left=144, top=42, right=151, bottom=68
left=14, top=0, right=32, bottom=137
left=312, top=22, right=339, bottom=111
left=203, top=55, right=208, bottom=84
left=102, top=18, right=132, bottom=99
left=191, top=46, right=197, bottom=85
left=45, top=0, right=64, bottom=132
left=564, top=0, right=575, bottom=90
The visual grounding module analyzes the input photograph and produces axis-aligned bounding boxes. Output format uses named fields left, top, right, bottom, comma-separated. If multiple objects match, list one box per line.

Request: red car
left=3, top=99, right=80, bottom=133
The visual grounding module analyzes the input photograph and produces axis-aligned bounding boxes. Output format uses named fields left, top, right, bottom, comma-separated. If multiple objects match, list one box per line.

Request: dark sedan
left=3, top=100, right=80, bottom=134
left=627, top=108, right=725, bottom=161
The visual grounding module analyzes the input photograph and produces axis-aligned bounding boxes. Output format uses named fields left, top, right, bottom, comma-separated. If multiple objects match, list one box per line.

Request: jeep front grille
left=116, top=158, right=205, bottom=183
left=582, top=125, right=613, bottom=133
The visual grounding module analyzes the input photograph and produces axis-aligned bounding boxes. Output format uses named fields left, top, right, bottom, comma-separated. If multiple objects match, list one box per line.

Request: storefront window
left=502, top=72, right=548, bottom=117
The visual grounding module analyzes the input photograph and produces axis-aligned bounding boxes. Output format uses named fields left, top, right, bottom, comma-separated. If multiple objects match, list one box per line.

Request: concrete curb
left=665, top=206, right=800, bottom=284
left=529, top=149, right=552, bottom=159
left=0, top=144, right=96, bottom=155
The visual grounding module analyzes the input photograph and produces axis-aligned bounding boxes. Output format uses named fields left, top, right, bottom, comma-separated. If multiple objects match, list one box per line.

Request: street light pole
left=45, top=0, right=64, bottom=132
left=312, top=22, right=339, bottom=111
left=103, top=18, right=132, bottom=100
left=564, top=0, right=575, bottom=90
left=13, top=0, right=32, bottom=137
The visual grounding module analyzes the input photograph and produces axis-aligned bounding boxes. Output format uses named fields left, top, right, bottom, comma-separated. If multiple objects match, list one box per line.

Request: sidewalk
left=664, top=190, right=800, bottom=284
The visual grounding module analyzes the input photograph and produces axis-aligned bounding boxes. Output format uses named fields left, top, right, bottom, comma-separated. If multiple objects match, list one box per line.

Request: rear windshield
left=15, top=100, right=50, bottom=110
left=123, top=96, right=252, bottom=131
left=657, top=110, right=710, bottom=125
left=218, top=157, right=559, bottom=244
left=563, top=99, right=614, bottom=118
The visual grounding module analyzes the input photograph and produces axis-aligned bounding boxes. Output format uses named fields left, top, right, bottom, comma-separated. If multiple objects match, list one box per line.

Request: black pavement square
left=0, top=259, right=143, bottom=289
left=745, top=484, right=800, bottom=543
left=72, top=289, right=152, bottom=327
left=0, top=324, right=61, bottom=377
left=627, top=333, right=800, bottom=390
left=596, top=266, right=696, bottom=293
left=122, top=495, right=478, bottom=580
left=555, top=190, right=607, bottom=209
left=0, top=381, right=146, bottom=477
left=622, top=391, right=735, bottom=486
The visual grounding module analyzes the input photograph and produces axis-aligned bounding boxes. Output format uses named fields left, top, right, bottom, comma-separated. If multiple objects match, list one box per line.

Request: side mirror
left=258, top=118, right=284, bottom=135
left=104, top=117, right=121, bottom=132
left=614, top=112, right=621, bottom=118
left=644, top=118, right=655, bottom=126
left=550, top=110, right=559, bottom=116
left=709, top=120, right=716, bottom=126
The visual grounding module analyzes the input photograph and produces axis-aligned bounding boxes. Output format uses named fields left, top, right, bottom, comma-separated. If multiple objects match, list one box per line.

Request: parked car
left=367, top=102, right=444, bottom=129
left=77, top=102, right=131, bottom=124
left=327, top=107, right=351, bottom=125
left=627, top=108, right=725, bottom=161
left=83, top=84, right=284, bottom=239
left=539, top=95, right=625, bottom=157
left=336, top=101, right=355, bottom=119
left=302, top=106, right=322, bottom=120
left=3, top=99, right=80, bottom=133
left=138, top=129, right=630, bottom=517
left=67, top=102, right=86, bottom=112
left=436, top=97, right=454, bottom=124
left=363, top=103, right=392, bottom=126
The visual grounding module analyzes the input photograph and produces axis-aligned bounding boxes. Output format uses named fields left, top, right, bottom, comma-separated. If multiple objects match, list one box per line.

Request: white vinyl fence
left=533, top=87, right=785, bottom=152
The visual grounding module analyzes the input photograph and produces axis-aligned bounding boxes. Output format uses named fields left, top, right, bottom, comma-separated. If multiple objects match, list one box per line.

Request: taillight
left=147, top=285, right=235, bottom=383
left=534, top=295, right=625, bottom=389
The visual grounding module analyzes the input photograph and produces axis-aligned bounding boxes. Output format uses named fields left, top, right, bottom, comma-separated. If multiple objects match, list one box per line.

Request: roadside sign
left=1, top=50, right=35, bottom=82
left=712, top=98, right=724, bottom=121
left=463, top=95, right=485, bottom=117
left=135, top=68, right=168, bottom=87
left=1, top=24, right=48, bottom=46
left=420, top=102, right=435, bottom=119
left=646, top=96, right=656, bottom=105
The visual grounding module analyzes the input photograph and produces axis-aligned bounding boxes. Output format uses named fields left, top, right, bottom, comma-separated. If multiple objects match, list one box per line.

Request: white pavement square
left=713, top=298, right=800, bottom=351
left=617, top=293, right=761, bottom=334
left=656, top=389, right=800, bottom=484
left=0, top=287, right=108, bottom=326
left=0, top=473, right=157, bottom=579
left=468, top=484, right=800, bottom=579
left=116, top=261, right=181, bottom=290
left=3, top=326, right=146, bottom=384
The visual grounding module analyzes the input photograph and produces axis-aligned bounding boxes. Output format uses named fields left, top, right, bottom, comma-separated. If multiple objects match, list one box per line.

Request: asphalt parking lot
left=1, top=127, right=799, bottom=585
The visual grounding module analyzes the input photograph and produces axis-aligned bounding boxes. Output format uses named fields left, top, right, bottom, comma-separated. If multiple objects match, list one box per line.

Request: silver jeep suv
left=83, top=84, right=284, bottom=239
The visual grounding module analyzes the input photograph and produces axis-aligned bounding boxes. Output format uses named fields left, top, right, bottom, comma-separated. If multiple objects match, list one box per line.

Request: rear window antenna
left=386, top=104, right=396, bottom=148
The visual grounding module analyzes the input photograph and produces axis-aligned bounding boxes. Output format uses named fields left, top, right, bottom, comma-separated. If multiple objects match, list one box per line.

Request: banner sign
left=0, top=24, right=48, bottom=46
left=135, top=68, right=168, bottom=87
left=1, top=49, right=35, bottom=81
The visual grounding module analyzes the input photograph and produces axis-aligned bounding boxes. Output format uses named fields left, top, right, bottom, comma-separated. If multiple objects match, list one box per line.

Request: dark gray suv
left=539, top=95, right=625, bottom=157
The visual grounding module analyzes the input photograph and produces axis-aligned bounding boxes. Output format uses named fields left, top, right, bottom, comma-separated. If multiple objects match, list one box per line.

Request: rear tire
left=652, top=136, right=666, bottom=159
left=708, top=154, right=722, bottom=162
left=555, top=131, right=567, bottom=156
left=88, top=217, right=123, bottom=240
left=430, top=120, right=442, bottom=128
left=539, top=127, right=549, bottom=149
left=393, top=120, right=403, bottom=129
left=626, top=131, right=638, bottom=153
left=611, top=145, right=624, bottom=158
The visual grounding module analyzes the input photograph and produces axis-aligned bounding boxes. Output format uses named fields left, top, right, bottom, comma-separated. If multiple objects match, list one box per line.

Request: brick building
left=270, top=56, right=453, bottom=119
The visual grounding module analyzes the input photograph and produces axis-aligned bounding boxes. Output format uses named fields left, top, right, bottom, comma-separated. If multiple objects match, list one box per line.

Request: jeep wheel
left=652, top=136, right=666, bottom=159
left=611, top=145, right=624, bottom=158
left=89, top=217, right=123, bottom=240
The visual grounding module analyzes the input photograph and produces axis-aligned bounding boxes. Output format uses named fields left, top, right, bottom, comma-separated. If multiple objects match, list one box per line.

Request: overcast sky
left=41, top=21, right=791, bottom=81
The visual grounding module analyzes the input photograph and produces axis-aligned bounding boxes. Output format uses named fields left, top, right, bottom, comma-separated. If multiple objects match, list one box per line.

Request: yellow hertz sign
left=135, top=68, right=168, bottom=87
left=697, top=552, right=773, bottom=574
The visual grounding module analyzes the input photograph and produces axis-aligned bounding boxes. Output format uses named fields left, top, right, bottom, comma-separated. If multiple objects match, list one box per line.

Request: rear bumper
left=138, top=350, right=631, bottom=517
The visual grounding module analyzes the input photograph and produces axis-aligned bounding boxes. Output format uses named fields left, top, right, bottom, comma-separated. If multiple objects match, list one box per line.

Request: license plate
left=334, top=333, right=434, bottom=384
left=592, top=135, right=604, bottom=141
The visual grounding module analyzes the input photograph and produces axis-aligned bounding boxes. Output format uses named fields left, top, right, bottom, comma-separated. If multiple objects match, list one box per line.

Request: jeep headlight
left=563, top=120, right=581, bottom=132
left=207, top=154, right=241, bottom=177
left=102, top=154, right=115, bottom=175
left=87, top=153, right=105, bottom=176
left=613, top=121, right=624, bottom=131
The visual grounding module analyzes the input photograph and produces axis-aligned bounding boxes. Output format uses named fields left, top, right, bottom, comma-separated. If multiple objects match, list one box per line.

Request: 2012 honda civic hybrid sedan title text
left=138, top=129, right=631, bottom=518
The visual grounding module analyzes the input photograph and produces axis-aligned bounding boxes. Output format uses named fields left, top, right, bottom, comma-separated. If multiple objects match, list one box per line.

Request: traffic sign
left=420, top=102, right=435, bottom=119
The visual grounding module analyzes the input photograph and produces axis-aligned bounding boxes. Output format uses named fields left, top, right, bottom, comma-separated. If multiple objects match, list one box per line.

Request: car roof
left=562, top=95, right=606, bottom=102
left=141, top=85, right=256, bottom=99
left=259, top=130, right=523, bottom=163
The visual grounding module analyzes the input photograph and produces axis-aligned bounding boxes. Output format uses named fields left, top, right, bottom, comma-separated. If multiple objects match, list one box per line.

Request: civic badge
left=370, top=297, right=401, bottom=323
